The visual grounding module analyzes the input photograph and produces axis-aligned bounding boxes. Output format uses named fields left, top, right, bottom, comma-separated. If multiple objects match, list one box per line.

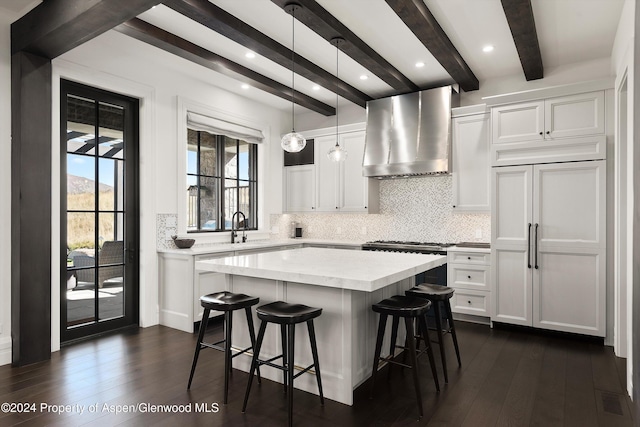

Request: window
left=187, top=128, right=258, bottom=232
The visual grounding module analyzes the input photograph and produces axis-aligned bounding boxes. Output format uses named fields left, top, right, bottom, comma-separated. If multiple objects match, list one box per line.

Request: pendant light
left=281, top=3, right=306, bottom=153
left=328, top=37, right=347, bottom=162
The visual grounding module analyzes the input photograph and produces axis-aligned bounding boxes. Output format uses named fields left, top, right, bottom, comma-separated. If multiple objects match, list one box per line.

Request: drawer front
left=451, top=290, right=491, bottom=316
left=448, top=251, right=490, bottom=265
left=449, top=265, right=490, bottom=290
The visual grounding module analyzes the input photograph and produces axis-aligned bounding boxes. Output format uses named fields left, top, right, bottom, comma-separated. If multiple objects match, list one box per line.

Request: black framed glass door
left=60, top=80, right=139, bottom=342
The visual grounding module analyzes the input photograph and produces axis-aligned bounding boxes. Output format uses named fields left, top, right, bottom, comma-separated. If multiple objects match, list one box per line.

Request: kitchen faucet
left=231, top=211, right=247, bottom=243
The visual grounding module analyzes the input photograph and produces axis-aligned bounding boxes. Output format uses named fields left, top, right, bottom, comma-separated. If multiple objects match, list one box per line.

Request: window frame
left=186, top=129, right=259, bottom=233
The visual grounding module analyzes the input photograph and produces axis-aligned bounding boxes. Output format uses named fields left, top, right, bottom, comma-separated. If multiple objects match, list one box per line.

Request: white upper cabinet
left=544, top=91, right=605, bottom=139
left=492, top=101, right=544, bottom=144
left=283, top=164, right=316, bottom=212
left=452, top=112, right=490, bottom=212
left=490, top=91, right=606, bottom=166
left=339, top=132, right=371, bottom=212
left=315, top=135, right=340, bottom=212
left=492, top=91, right=604, bottom=144
left=313, top=129, right=378, bottom=213
left=283, top=128, right=378, bottom=214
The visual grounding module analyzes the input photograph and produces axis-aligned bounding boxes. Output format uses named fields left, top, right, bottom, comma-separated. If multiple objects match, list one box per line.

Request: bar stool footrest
left=293, top=364, right=316, bottom=380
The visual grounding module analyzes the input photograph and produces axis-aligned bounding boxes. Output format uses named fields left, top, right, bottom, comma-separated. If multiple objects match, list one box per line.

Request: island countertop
left=195, top=246, right=446, bottom=292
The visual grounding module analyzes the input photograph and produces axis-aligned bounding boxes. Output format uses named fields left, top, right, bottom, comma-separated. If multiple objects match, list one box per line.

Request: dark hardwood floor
left=0, top=320, right=634, bottom=426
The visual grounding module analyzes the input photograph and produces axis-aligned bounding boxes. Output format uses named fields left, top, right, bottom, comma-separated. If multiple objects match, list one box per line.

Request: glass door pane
left=62, top=81, right=138, bottom=340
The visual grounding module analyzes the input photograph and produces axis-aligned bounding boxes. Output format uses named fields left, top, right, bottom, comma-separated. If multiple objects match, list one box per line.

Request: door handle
left=534, top=223, right=539, bottom=269
left=527, top=223, right=532, bottom=269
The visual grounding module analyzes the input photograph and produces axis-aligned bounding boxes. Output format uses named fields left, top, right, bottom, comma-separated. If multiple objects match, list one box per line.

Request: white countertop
left=158, top=238, right=364, bottom=256
left=195, top=247, right=446, bottom=292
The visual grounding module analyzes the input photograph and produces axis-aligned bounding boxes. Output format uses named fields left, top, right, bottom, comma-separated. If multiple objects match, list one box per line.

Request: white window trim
left=176, top=97, right=270, bottom=242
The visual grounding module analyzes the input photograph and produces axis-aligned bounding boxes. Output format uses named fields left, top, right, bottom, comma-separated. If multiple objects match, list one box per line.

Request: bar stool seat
left=187, top=291, right=261, bottom=404
left=406, top=283, right=461, bottom=383
left=370, top=295, right=440, bottom=419
left=256, top=301, right=321, bottom=324
left=243, top=301, right=324, bottom=427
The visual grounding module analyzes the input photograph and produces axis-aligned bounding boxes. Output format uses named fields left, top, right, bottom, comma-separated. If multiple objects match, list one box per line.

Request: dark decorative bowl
left=172, top=235, right=195, bottom=249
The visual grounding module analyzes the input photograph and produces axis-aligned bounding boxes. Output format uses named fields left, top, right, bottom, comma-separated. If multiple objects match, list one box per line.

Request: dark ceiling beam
left=271, top=0, right=418, bottom=94
left=115, top=18, right=335, bottom=116
left=11, top=0, right=161, bottom=58
left=163, top=0, right=369, bottom=108
left=385, top=0, right=479, bottom=92
left=500, top=0, right=543, bottom=81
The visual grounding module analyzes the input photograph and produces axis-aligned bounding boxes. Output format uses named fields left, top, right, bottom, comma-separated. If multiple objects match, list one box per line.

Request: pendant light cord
left=291, top=7, right=295, bottom=132
left=335, top=39, right=339, bottom=146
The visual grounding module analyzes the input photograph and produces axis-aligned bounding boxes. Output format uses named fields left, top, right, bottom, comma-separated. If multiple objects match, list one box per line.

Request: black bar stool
left=242, top=301, right=324, bottom=427
left=187, top=291, right=261, bottom=404
left=406, top=283, right=461, bottom=383
left=370, top=295, right=440, bottom=419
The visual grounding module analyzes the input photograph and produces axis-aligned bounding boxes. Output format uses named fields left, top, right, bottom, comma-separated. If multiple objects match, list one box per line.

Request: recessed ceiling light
left=245, top=51, right=256, bottom=59
left=482, top=45, right=494, bottom=53
left=312, top=85, right=320, bottom=91
left=415, top=61, right=425, bottom=68
left=360, top=75, right=368, bottom=80
left=241, top=84, right=250, bottom=90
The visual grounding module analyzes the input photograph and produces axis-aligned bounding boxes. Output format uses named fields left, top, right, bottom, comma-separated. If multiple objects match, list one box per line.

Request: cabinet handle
left=539, top=132, right=543, bottom=136
left=453, top=205, right=456, bottom=208
left=467, top=256, right=471, bottom=260
left=336, top=207, right=338, bottom=209
left=527, top=223, right=532, bottom=269
left=468, top=300, right=472, bottom=304
left=467, top=275, right=471, bottom=279
left=534, top=223, right=539, bottom=269
left=546, top=131, right=550, bottom=135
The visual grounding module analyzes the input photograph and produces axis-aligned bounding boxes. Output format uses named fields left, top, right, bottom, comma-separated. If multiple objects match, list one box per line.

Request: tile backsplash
left=271, top=175, right=490, bottom=243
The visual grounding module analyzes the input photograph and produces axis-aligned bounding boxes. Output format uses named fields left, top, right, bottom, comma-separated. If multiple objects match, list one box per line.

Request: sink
left=456, top=242, right=490, bottom=249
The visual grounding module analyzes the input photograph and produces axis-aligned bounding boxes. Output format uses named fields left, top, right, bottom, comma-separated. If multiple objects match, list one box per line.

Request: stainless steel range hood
left=363, top=86, right=458, bottom=178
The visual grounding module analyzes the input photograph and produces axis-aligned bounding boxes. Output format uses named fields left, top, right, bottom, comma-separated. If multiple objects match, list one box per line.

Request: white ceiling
left=8, top=0, right=626, bottom=114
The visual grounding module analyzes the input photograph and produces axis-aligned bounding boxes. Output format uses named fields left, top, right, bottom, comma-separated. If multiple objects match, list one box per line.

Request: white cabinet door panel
left=452, top=113, right=490, bottom=212
left=492, top=247, right=532, bottom=325
left=284, top=165, right=315, bottom=212
left=533, top=249, right=605, bottom=335
left=492, top=165, right=532, bottom=246
left=340, top=132, right=368, bottom=211
left=492, top=101, right=544, bottom=144
left=315, top=136, right=340, bottom=212
left=534, top=161, right=606, bottom=249
left=545, top=91, right=605, bottom=139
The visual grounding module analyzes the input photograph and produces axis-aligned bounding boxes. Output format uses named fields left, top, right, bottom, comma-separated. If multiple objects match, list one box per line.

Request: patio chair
left=98, top=240, right=124, bottom=288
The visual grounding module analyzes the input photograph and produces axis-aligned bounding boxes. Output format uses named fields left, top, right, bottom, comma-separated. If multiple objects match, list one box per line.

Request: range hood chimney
left=363, top=86, right=459, bottom=178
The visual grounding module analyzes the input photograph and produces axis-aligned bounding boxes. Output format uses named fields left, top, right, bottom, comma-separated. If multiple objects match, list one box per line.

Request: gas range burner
left=362, top=240, right=455, bottom=254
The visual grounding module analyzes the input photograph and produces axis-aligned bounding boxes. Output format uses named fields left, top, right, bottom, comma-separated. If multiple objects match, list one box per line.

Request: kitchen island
left=195, top=247, right=446, bottom=405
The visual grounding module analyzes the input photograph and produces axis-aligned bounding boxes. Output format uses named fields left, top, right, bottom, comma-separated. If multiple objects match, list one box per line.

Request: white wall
left=461, top=57, right=615, bottom=106
left=47, top=30, right=289, bottom=351
left=611, top=0, right=635, bottom=399
left=0, top=9, right=17, bottom=366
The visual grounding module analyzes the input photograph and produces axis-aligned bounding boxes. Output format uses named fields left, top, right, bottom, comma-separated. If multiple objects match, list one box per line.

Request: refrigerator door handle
left=534, top=223, right=539, bottom=269
left=527, top=223, right=532, bottom=269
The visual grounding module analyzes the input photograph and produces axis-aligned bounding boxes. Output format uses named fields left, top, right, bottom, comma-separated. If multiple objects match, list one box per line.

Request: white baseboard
left=0, top=336, right=11, bottom=366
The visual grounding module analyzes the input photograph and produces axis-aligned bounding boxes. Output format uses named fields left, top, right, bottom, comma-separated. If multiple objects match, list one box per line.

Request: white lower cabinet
left=159, top=251, right=233, bottom=333
left=491, top=160, right=606, bottom=336
left=447, top=248, right=491, bottom=317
